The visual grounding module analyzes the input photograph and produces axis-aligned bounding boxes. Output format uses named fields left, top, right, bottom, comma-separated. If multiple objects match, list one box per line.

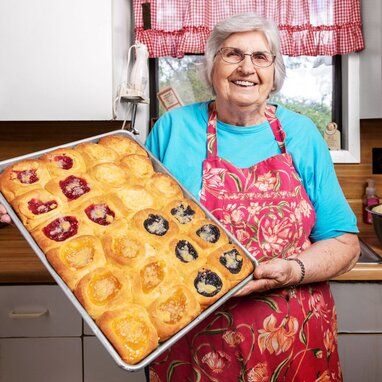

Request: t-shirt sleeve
left=298, top=119, right=359, bottom=242
left=145, top=113, right=170, bottom=161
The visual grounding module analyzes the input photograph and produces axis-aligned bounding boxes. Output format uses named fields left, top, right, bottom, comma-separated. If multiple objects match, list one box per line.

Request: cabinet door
left=0, top=338, right=82, bottom=382
left=338, top=334, right=382, bottom=382
left=0, top=0, right=112, bottom=120
left=84, top=337, right=146, bottom=382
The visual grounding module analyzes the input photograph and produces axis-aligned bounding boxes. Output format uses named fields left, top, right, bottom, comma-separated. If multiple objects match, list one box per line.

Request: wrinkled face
left=212, top=31, right=275, bottom=109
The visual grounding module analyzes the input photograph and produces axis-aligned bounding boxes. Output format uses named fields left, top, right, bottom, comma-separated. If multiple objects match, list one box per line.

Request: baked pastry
left=75, top=142, right=119, bottom=168
left=45, top=173, right=102, bottom=208
left=120, top=154, right=154, bottom=182
left=0, top=160, right=51, bottom=201
left=11, top=188, right=65, bottom=230
left=116, top=186, right=155, bottom=215
left=76, top=194, right=129, bottom=236
left=147, top=173, right=183, bottom=207
left=132, top=256, right=181, bottom=307
left=131, top=208, right=179, bottom=247
left=162, top=199, right=205, bottom=231
left=186, top=266, right=229, bottom=306
left=148, top=284, right=201, bottom=341
left=45, top=235, right=107, bottom=290
left=207, top=244, right=254, bottom=287
left=98, top=135, right=148, bottom=158
left=97, top=306, right=158, bottom=365
left=41, top=148, right=86, bottom=177
left=88, top=163, right=130, bottom=189
left=31, top=212, right=94, bottom=252
left=74, top=266, right=132, bottom=319
left=190, top=219, right=229, bottom=250
left=102, top=220, right=156, bottom=268
left=165, top=237, right=207, bottom=276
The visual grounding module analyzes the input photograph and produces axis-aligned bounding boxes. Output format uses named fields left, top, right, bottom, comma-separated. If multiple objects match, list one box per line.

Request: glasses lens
left=251, top=52, right=274, bottom=67
left=220, top=48, right=243, bottom=64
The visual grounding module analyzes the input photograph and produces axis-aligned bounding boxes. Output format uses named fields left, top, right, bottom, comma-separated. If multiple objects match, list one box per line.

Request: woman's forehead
left=221, top=30, right=270, bottom=51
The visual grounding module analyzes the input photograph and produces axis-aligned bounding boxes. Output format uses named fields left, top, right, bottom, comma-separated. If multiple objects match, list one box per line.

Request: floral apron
left=149, top=103, right=342, bottom=382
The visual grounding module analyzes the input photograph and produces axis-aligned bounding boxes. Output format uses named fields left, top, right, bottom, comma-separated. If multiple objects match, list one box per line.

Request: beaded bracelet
left=286, top=257, right=305, bottom=286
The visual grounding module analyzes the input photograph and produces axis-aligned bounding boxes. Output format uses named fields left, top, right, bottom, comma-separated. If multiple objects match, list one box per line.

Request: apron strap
left=206, top=102, right=287, bottom=158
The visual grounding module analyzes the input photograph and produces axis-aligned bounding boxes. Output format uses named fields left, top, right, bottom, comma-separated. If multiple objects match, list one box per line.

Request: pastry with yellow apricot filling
left=116, top=186, right=155, bottom=215
left=45, top=173, right=102, bottom=208
left=11, top=188, right=65, bottom=230
left=31, top=212, right=94, bottom=252
left=45, top=235, right=106, bottom=290
left=74, top=266, right=132, bottom=319
left=76, top=194, right=129, bottom=236
left=88, top=163, right=131, bottom=189
left=120, top=154, right=154, bottom=182
left=190, top=219, right=229, bottom=251
left=41, top=148, right=86, bottom=177
left=102, top=220, right=156, bottom=268
left=98, top=135, right=148, bottom=158
left=131, top=208, right=179, bottom=247
left=146, top=173, right=183, bottom=208
left=207, top=244, right=254, bottom=287
left=148, top=284, right=201, bottom=341
left=75, top=142, right=119, bottom=168
left=97, top=305, right=158, bottom=365
left=0, top=160, right=51, bottom=201
left=186, top=266, right=229, bottom=306
left=165, top=238, right=207, bottom=276
left=162, top=199, right=205, bottom=232
left=132, top=256, right=181, bottom=307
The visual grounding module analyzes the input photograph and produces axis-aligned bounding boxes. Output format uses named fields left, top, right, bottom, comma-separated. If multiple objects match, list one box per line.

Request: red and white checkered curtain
left=133, top=0, right=364, bottom=57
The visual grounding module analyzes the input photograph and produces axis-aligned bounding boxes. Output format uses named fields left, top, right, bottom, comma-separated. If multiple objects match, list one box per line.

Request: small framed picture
left=157, top=86, right=183, bottom=111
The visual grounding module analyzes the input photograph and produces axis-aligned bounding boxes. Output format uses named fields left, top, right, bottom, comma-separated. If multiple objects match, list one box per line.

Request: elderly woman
left=0, top=12, right=359, bottom=382
left=144, top=13, right=359, bottom=382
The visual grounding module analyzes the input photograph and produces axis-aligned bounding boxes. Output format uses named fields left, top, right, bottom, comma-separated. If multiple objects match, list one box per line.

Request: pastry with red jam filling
left=41, top=148, right=86, bottom=177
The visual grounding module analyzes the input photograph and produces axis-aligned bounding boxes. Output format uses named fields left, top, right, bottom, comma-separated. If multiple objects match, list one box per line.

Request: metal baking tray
left=0, top=129, right=258, bottom=372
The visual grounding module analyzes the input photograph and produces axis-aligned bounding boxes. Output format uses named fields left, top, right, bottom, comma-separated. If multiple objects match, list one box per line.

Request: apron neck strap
left=206, top=102, right=287, bottom=158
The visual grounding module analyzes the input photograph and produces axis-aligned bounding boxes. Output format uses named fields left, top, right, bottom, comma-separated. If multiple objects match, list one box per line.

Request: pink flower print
left=222, top=330, right=245, bottom=347
left=247, top=363, right=269, bottom=382
left=254, top=172, right=277, bottom=192
left=248, top=202, right=262, bottom=216
left=201, top=351, right=231, bottom=374
left=231, top=208, right=244, bottom=224
left=235, top=229, right=251, bottom=243
left=298, top=199, right=312, bottom=218
left=260, top=217, right=294, bottom=255
left=202, top=162, right=226, bottom=190
left=308, top=289, right=329, bottom=322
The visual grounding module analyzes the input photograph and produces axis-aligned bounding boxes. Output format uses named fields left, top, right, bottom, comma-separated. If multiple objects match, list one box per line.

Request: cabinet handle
left=8, top=309, right=49, bottom=318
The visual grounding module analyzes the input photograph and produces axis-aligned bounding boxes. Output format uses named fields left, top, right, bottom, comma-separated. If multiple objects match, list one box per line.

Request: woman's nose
left=237, top=55, right=256, bottom=75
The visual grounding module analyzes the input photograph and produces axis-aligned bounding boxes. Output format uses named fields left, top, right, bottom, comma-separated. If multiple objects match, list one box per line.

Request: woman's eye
left=226, top=50, right=241, bottom=58
left=254, top=53, right=267, bottom=61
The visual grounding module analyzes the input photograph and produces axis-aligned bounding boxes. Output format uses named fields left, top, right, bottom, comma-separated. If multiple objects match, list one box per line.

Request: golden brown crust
left=148, top=284, right=201, bottom=341
left=45, top=235, right=107, bottom=290
left=207, top=244, right=254, bottom=288
left=131, top=208, right=179, bottom=248
left=98, top=135, right=148, bottom=158
left=185, top=266, right=230, bottom=306
left=75, top=142, right=119, bottom=168
left=161, top=198, right=206, bottom=232
left=120, top=154, right=154, bottom=182
left=31, top=212, right=94, bottom=252
left=11, top=188, right=66, bottom=230
left=147, top=173, right=183, bottom=208
left=97, top=306, right=158, bottom=365
left=189, top=218, right=229, bottom=251
left=40, top=148, right=86, bottom=177
left=88, top=163, right=130, bottom=189
left=116, top=186, right=155, bottom=215
left=0, top=160, right=51, bottom=202
left=74, top=266, right=132, bottom=319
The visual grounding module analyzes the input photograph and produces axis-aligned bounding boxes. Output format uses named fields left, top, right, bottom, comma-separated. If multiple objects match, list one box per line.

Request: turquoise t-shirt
left=145, top=101, right=358, bottom=242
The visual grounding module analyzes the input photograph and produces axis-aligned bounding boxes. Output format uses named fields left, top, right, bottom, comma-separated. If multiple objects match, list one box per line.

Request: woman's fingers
left=0, top=203, right=11, bottom=224
left=0, top=204, right=7, bottom=215
left=234, top=279, right=277, bottom=297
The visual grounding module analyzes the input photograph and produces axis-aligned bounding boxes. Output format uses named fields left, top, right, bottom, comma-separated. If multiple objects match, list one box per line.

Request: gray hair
left=204, top=13, right=285, bottom=95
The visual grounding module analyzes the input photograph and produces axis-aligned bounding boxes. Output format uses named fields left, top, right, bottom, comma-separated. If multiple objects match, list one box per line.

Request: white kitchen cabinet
left=0, top=0, right=132, bottom=121
left=84, top=336, right=146, bottom=382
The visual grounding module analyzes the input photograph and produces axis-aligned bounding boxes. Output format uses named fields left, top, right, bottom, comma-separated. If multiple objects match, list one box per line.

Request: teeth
left=233, top=80, right=256, bottom=87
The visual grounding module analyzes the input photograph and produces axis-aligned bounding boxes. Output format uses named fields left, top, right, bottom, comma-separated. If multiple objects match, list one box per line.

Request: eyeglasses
left=217, top=47, right=275, bottom=68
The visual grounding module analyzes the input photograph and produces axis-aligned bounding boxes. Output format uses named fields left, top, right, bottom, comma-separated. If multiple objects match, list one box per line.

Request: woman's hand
left=234, top=258, right=301, bottom=297
left=0, top=203, right=11, bottom=224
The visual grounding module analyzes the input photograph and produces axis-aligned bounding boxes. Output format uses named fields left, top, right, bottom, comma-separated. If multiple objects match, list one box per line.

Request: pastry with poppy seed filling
left=190, top=219, right=229, bottom=250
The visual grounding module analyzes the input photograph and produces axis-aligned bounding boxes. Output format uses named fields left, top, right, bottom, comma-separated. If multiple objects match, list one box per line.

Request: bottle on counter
left=363, top=179, right=380, bottom=224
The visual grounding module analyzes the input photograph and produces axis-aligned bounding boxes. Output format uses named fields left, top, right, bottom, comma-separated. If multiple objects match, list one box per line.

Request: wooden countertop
left=1, top=223, right=382, bottom=283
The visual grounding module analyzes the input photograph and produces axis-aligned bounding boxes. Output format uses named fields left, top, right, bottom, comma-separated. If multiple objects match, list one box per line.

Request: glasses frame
left=216, top=47, right=276, bottom=68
